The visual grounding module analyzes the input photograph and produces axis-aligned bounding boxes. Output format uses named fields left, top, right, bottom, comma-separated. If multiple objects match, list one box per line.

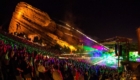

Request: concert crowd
left=0, top=40, right=136, bottom=80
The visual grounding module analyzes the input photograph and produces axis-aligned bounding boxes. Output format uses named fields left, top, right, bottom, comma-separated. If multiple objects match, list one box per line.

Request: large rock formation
left=8, top=2, right=77, bottom=51
left=9, top=2, right=56, bottom=35
left=8, top=2, right=107, bottom=52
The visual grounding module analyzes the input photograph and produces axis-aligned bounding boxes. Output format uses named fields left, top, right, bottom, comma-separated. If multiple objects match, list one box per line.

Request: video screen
left=129, top=51, right=140, bottom=62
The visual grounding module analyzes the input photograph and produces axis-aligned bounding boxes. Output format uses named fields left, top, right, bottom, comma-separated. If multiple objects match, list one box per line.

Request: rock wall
left=9, top=2, right=56, bottom=40
left=8, top=2, right=103, bottom=52
left=8, top=2, right=77, bottom=51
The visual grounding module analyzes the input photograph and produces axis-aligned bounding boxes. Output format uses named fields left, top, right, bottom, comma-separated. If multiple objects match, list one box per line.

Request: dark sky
left=0, top=0, right=140, bottom=42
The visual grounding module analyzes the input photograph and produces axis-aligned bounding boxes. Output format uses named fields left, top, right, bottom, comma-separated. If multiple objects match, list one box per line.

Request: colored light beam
left=83, top=46, right=96, bottom=51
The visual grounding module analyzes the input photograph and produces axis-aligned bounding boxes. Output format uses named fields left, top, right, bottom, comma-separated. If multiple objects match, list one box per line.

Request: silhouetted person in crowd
left=52, top=65, right=63, bottom=80
left=9, top=50, right=17, bottom=80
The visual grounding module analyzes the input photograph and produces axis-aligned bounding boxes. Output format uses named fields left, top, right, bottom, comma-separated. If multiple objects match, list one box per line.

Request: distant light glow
left=85, top=50, right=119, bottom=68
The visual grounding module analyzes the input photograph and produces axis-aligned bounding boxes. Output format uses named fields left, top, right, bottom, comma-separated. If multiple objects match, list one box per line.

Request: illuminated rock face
left=9, top=2, right=77, bottom=51
left=8, top=2, right=106, bottom=52
left=9, top=2, right=56, bottom=41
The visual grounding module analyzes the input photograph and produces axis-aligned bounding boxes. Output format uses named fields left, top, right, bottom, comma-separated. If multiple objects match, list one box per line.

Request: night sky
left=0, top=0, right=140, bottom=42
